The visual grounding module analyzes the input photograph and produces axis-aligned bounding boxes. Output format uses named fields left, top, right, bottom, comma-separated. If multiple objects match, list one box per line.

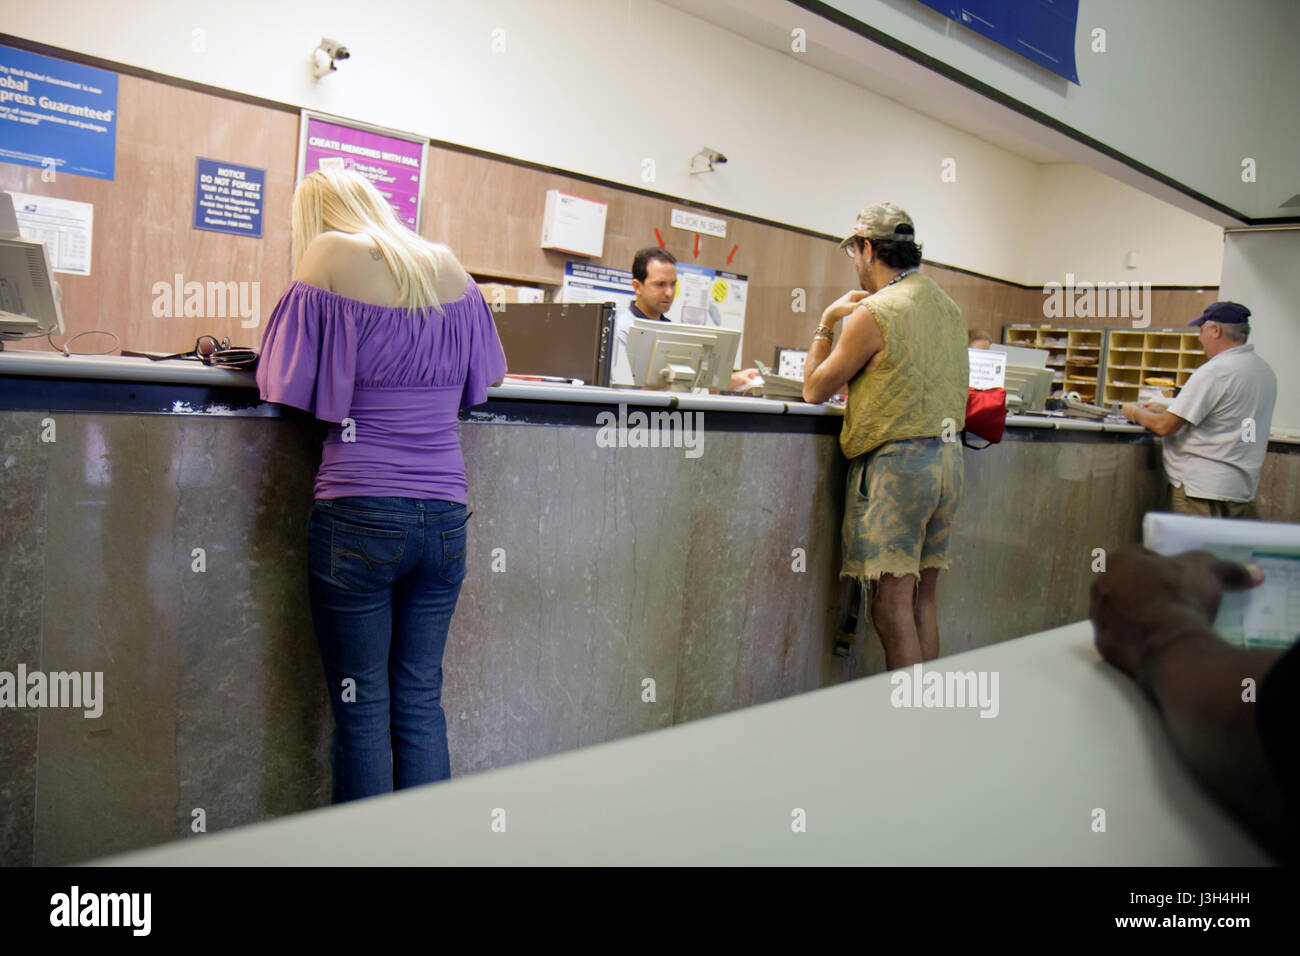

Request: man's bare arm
left=802, top=304, right=884, bottom=404
left=1092, top=547, right=1294, bottom=861
left=1122, top=404, right=1188, bottom=436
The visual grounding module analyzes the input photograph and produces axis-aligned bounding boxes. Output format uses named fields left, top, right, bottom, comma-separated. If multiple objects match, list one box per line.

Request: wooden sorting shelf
left=1001, top=324, right=1104, bottom=403
left=1102, top=329, right=1206, bottom=404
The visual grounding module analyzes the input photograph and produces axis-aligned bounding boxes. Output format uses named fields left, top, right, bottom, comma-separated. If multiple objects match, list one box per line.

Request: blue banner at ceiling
left=918, top=0, right=1080, bottom=84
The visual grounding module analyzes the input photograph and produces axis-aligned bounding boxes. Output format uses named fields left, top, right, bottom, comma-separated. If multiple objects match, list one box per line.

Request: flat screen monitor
left=1002, top=365, right=1053, bottom=413
left=626, top=320, right=741, bottom=391
left=989, top=342, right=1049, bottom=369
left=0, top=193, right=64, bottom=342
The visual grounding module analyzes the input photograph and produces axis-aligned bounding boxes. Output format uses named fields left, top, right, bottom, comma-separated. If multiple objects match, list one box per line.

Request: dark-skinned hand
left=1090, top=546, right=1264, bottom=689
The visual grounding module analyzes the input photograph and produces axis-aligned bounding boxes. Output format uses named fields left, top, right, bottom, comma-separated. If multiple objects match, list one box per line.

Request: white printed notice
left=1144, top=513, right=1300, bottom=650
left=777, top=348, right=807, bottom=380
left=1240, top=553, right=1300, bottom=649
left=1202, top=546, right=1300, bottom=649
left=666, top=262, right=715, bottom=326
left=9, top=192, right=93, bottom=275
left=664, top=263, right=747, bottom=369
left=969, top=348, right=1006, bottom=389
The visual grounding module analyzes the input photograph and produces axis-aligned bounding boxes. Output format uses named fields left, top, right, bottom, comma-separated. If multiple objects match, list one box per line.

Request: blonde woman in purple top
left=256, top=167, right=506, bottom=803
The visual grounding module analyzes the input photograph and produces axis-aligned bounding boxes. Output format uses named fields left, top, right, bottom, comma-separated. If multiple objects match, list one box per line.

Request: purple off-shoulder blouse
left=255, top=277, right=507, bottom=504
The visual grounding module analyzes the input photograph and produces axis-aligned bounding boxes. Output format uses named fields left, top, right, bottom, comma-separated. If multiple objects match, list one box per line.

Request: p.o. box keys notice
left=193, top=156, right=265, bottom=238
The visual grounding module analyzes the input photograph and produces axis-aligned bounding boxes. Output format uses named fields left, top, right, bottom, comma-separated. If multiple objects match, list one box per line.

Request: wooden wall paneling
left=0, top=74, right=298, bottom=355
left=425, top=148, right=564, bottom=284
left=923, top=266, right=1040, bottom=343
left=1147, top=289, right=1218, bottom=329
left=1009, top=284, right=1218, bottom=335
left=422, top=142, right=864, bottom=370
left=949, top=282, right=1221, bottom=343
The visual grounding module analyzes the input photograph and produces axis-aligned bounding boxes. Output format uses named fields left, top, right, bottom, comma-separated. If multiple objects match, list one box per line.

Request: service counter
left=2, top=349, right=1297, bottom=864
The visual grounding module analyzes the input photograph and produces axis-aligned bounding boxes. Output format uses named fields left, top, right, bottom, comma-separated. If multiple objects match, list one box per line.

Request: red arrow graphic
left=693, top=234, right=700, bottom=259
left=726, top=244, right=738, bottom=265
left=653, top=228, right=665, bottom=249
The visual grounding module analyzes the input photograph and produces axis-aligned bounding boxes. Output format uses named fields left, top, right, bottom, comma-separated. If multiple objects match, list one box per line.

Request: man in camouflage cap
left=804, top=202, right=969, bottom=670
left=837, top=202, right=921, bottom=252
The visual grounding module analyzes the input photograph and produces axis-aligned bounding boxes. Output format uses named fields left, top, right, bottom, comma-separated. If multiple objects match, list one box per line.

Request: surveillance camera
left=689, top=147, right=728, bottom=174
left=311, top=38, right=350, bottom=79
left=310, top=49, right=334, bottom=79
left=320, top=37, right=350, bottom=61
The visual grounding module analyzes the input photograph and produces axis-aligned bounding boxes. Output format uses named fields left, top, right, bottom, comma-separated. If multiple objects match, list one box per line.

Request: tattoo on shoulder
left=369, top=246, right=382, bottom=260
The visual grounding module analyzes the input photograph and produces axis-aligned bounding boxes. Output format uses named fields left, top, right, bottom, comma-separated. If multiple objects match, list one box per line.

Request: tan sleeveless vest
left=840, top=272, right=969, bottom=459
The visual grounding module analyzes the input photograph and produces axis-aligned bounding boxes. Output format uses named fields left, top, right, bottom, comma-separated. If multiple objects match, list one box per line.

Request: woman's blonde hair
left=291, top=166, right=444, bottom=312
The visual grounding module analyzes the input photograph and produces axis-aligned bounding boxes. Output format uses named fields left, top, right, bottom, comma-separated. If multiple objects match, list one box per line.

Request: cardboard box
left=478, top=283, right=546, bottom=306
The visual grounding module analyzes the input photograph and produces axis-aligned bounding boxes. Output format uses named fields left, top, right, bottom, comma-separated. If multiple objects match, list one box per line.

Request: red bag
left=964, top=387, right=1007, bottom=446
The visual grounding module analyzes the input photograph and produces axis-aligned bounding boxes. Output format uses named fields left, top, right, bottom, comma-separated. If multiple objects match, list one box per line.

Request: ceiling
left=660, top=0, right=1242, bottom=226
left=662, top=0, right=1071, bottom=164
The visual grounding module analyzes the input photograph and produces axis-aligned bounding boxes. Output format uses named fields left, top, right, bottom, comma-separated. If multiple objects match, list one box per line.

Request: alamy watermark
left=1042, top=274, right=1151, bottom=327
left=151, top=273, right=260, bottom=328
left=1, top=665, right=103, bottom=718
left=50, top=886, right=150, bottom=935
left=890, top=663, right=1000, bottom=718
left=595, top=404, right=705, bottom=459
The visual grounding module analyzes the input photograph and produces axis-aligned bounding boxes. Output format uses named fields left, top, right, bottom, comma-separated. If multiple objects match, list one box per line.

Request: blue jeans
left=306, top=496, right=469, bottom=803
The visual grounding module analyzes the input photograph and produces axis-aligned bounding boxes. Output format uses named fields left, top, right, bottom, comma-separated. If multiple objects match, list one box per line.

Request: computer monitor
left=1002, top=365, right=1053, bottom=413
left=626, top=319, right=741, bottom=391
left=989, top=342, right=1049, bottom=369
left=0, top=193, right=64, bottom=343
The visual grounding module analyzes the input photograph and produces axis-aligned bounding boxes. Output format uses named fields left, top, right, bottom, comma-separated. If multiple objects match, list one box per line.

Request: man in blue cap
left=1121, top=301, right=1277, bottom=517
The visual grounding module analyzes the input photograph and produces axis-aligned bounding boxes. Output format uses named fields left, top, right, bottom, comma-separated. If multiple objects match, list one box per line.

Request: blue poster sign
left=193, top=157, right=265, bottom=238
left=917, top=0, right=1080, bottom=84
left=0, top=44, right=118, bottom=179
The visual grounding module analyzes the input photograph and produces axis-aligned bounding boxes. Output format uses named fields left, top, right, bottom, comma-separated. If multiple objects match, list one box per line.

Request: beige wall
left=1, top=0, right=1230, bottom=284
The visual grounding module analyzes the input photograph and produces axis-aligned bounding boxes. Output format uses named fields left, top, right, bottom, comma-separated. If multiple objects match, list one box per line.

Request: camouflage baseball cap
left=838, top=202, right=920, bottom=249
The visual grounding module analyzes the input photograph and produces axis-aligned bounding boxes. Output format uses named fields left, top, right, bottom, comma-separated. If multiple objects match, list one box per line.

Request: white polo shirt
left=1162, top=343, right=1277, bottom=502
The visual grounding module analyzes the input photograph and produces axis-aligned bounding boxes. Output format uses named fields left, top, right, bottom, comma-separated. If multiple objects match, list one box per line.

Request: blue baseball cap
left=1189, top=301, right=1250, bottom=327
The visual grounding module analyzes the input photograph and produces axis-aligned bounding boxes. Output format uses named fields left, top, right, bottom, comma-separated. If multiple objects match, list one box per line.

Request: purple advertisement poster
left=300, top=114, right=425, bottom=230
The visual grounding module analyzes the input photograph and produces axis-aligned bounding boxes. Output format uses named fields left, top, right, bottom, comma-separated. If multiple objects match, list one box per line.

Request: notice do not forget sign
left=192, top=157, right=265, bottom=238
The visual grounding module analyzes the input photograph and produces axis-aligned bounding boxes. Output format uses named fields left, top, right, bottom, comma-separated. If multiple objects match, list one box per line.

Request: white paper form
left=9, top=191, right=94, bottom=275
left=969, top=348, right=1007, bottom=389
left=665, top=264, right=747, bottom=371
left=1241, top=553, right=1300, bottom=649
left=666, top=264, right=714, bottom=326
left=1143, top=512, right=1300, bottom=649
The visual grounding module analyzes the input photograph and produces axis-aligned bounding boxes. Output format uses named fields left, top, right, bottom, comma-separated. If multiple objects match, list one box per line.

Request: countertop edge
left=4, top=351, right=1298, bottom=443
